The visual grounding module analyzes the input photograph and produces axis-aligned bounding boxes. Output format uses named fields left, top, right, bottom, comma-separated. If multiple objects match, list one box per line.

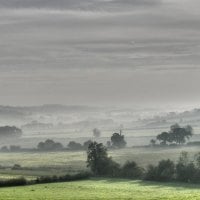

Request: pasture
left=1, top=178, right=200, bottom=200
left=0, top=146, right=199, bottom=178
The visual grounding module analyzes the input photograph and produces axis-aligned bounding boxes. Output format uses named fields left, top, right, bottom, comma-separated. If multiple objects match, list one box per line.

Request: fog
left=0, top=0, right=199, bottom=107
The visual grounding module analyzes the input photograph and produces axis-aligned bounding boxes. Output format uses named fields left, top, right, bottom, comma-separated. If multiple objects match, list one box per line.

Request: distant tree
left=67, top=141, right=82, bottom=150
left=111, top=133, right=126, bottom=148
left=93, top=128, right=101, bottom=138
left=156, top=132, right=170, bottom=145
left=0, top=126, right=22, bottom=138
left=37, top=139, right=63, bottom=151
left=1, top=146, right=8, bottom=152
left=150, top=139, right=156, bottom=146
left=156, top=124, right=193, bottom=145
left=10, top=145, right=21, bottom=152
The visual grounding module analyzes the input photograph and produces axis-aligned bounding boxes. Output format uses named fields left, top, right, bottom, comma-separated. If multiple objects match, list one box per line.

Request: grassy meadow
left=1, top=178, right=200, bottom=200
left=0, top=146, right=199, bottom=178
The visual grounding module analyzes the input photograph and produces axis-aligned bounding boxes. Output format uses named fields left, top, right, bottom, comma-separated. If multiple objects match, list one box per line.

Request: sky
left=0, top=0, right=200, bottom=107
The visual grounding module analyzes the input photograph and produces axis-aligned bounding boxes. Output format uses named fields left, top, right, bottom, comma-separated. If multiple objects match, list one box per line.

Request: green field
left=1, top=178, right=200, bottom=200
left=0, top=146, right=199, bottom=177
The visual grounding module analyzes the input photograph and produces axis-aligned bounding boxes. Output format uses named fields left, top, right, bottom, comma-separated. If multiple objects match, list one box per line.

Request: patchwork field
left=1, top=178, right=200, bottom=200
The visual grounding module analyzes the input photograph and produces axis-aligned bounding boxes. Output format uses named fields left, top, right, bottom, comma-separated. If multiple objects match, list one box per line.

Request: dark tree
left=37, top=139, right=63, bottom=151
left=87, top=142, right=119, bottom=176
left=121, top=161, right=143, bottom=179
left=150, top=139, right=156, bottom=146
left=0, top=126, right=22, bottom=138
left=156, top=124, right=193, bottom=145
left=67, top=141, right=82, bottom=150
left=156, top=132, right=170, bottom=145
left=87, top=142, right=108, bottom=175
left=111, top=133, right=126, bottom=148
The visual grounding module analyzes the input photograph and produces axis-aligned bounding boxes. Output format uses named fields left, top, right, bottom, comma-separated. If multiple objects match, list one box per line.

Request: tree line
left=87, top=141, right=200, bottom=183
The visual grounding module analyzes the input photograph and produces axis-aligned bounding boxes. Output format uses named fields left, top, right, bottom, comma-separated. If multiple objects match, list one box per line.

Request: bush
left=67, top=141, right=83, bottom=150
left=144, top=159, right=175, bottom=181
left=37, top=139, right=63, bottom=151
left=144, top=165, right=158, bottom=181
left=35, top=172, right=91, bottom=184
left=0, top=177, right=27, bottom=187
left=121, top=161, right=143, bottom=179
left=176, top=162, right=197, bottom=182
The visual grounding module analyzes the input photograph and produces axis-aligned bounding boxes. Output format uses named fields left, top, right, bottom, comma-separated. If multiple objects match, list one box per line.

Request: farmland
left=1, top=178, right=200, bottom=200
left=0, top=146, right=199, bottom=178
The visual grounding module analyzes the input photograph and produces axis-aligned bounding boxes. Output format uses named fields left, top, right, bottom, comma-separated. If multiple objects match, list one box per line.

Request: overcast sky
left=0, top=0, right=200, bottom=107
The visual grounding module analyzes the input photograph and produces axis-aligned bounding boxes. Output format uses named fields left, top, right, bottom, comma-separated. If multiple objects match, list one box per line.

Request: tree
left=111, top=133, right=126, bottom=148
left=67, top=141, right=82, bottom=150
left=145, top=159, right=175, bottom=181
left=37, top=139, right=63, bottom=151
left=93, top=128, right=101, bottom=138
left=0, top=126, right=22, bottom=138
left=87, top=142, right=119, bottom=176
left=169, top=124, right=193, bottom=145
left=121, top=161, right=143, bottom=179
left=150, top=139, right=156, bottom=146
left=156, top=132, right=170, bottom=145
left=156, top=124, right=193, bottom=145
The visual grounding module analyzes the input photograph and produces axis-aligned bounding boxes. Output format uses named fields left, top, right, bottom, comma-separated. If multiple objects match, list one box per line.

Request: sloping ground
left=0, top=178, right=200, bottom=200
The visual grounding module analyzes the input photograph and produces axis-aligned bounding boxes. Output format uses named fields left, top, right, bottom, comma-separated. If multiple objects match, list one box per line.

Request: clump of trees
left=0, top=126, right=22, bottom=138
left=67, top=140, right=92, bottom=150
left=155, top=123, right=193, bottom=146
left=87, top=142, right=142, bottom=178
left=87, top=142, right=120, bottom=176
left=110, top=132, right=126, bottom=148
left=145, top=159, right=175, bottom=181
left=67, top=141, right=82, bottom=150
left=37, top=139, right=63, bottom=151
left=145, top=151, right=200, bottom=183
left=86, top=141, right=200, bottom=183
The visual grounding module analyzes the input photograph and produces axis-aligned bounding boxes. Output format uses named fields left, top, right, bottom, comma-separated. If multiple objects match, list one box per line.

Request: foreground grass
left=1, top=178, right=200, bottom=200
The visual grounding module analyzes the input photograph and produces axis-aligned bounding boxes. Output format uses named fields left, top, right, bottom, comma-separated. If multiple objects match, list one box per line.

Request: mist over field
left=1, top=1, right=200, bottom=199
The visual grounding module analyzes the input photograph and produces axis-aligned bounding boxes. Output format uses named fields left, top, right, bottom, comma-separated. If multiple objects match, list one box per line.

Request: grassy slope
left=0, top=179, right=200, bottom=200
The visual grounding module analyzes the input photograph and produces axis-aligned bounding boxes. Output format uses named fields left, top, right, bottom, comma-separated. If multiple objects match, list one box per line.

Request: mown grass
left=1, top=178, right=200, bottom=200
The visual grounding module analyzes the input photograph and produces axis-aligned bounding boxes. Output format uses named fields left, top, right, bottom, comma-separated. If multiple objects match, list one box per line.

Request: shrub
left=144, top=165, right=158, bottom=181
left=35, top=172, right=91, bottom=184
left=144, top=159, right=175, bottom=181
left=67, top=141, right=83, bottom=150
left=0, top=177, right=27, bottom=187
left=37, top=139, right=63, bottom=151
left=121, top=161, right=143, bottom=179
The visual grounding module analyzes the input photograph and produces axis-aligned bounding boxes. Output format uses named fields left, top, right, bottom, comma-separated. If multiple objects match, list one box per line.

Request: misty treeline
left=150, top=123, right=193, bottom=146
left=0, top=126, right=22, bottom=138
left=87, top=141, right=200, bottom=183
left=0, top=130, right=127, bottom=152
